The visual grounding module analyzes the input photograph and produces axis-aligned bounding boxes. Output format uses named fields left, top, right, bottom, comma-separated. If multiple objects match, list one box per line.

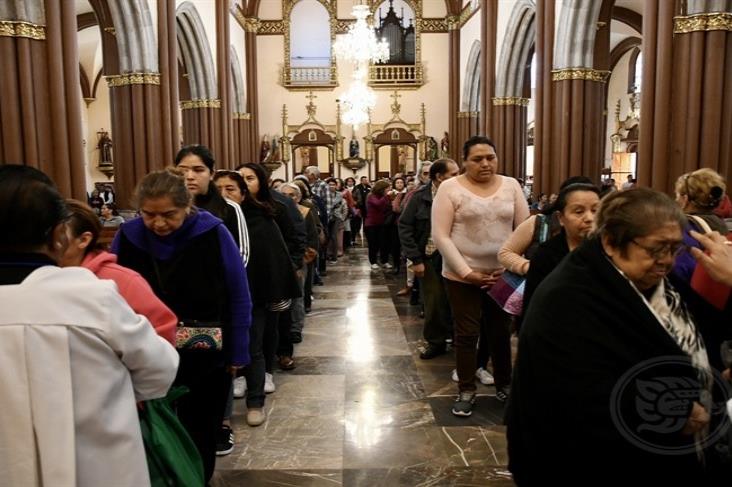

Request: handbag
left=488, top=270, right=526, bottom=316
left=139, top=387, right=205, bottom=487
left=688, top=215, right=732, bottom=310
left=175, top=321, right=223, bottom=351
left=150, top=257, right=224, bottom=351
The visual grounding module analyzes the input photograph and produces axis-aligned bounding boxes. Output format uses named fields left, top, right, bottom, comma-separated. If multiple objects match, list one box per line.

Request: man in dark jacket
left=398, top=159, right=459, bottom=359
left=176, top=145, right=249, bottom=264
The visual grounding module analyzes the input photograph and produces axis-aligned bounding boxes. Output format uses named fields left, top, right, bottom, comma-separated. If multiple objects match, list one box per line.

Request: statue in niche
left=260, top=135, right=271, bottom=162
left=299, top=146, right=310, bottom=167
left=97, top=130, right=113, bottom=165
left=426, top=136, right=439, bottom=161
left=398, top=146, right=408, bottom=172
left=440, top=131, right=449, bottom=156
left=349, top=135, right=360, bottom=158
left=270, top=135, right=281, bottom=162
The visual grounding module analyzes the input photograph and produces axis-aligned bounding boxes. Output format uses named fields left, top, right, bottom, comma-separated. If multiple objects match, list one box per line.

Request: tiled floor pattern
left=213, top=247, right=514, bottom=486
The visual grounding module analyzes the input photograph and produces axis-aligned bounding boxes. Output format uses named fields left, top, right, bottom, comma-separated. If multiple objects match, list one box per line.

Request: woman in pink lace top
left=431, top=135, right=529, bottom=416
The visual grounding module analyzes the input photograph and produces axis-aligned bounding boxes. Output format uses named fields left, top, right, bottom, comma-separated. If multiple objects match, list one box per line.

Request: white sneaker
left=382, top=262, right=393, bottom=269
left=476, top=367, right=495, bottom=385
left=233, top=376, right=246, bottom=398
left=264, top=372, right=276, bottom=394
left=451, top=369, right=458, bottom=382
left=371, top=263, right=380, bottom=270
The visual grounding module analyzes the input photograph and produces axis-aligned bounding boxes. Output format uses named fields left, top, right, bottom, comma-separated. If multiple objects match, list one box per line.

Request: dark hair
left=429, top=158, right=457, bottom=181
left=240, top=163, right=274, bottom=209
left=293, top=176, right=312, bottom=199
left=65, top=199, right=103, bottom=254
left=553, top=183, right=600, bottom=214
left=462, top=135, right=496, bottom=160
left=543, top=176, right=596, bottom=215
left=360, top=176, right=368, bottom=181
left=270, top=178, right=285, bottom=187
left=371, top=179, right=390, bottom=197
left=0, top=165, right=69, bottom=251
left=345, top=177, right=356, bottom=186
left=595, top=188, right=686, bottom=254
left=326, top=177, right=337, bottom=185
left=214, top=170, right=248, bottom=196
left=175, top=144, right=215, bottom=172
left=101, top=202, right=119, bottom=216
left=133, top=168, right=192, bottom=209
left=392, top=176, right=406, bottom=188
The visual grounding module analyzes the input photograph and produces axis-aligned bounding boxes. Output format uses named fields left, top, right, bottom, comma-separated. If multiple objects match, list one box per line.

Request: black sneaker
left=452, top=391, right=477, bottom=417
left=495, top=386, right=510, bottom=403
left=419, top=343, right=446, bottom=360
left=216, top=425, right=234, bottom=456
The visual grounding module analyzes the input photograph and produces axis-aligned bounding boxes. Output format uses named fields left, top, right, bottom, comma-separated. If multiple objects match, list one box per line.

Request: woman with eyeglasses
left=507, top=188, right=718, bottom=485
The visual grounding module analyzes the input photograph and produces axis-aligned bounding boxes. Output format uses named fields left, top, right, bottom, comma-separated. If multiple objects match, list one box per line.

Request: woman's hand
left=480, top=269, right=505, bottom=291
left=689, top=230, right=732, bottom=286
left=682, top=401, right=710, bottom=435
left=465, top=271, right=490, bottom=286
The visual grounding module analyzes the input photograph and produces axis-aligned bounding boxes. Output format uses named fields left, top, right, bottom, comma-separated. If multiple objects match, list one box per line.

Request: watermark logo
left=610, top=356, right=730, bottom=455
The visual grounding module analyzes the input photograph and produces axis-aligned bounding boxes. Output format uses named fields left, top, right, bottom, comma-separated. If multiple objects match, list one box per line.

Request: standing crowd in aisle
left=3, top=133, right=732, bottom=485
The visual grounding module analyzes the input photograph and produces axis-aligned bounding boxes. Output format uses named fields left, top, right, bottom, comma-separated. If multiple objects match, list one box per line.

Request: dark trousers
left=263, top=308, right=281, bottom=374
left=444, top=279, right=512, bottom=392
left=175, top=353, right=232, bottom=482
left=304, top=262, right=314, bottom=309
left=421, top=253, right=453, bottom=346
left=388, top=223, right=401, bottom=270
left=365, top=225, right=389, bottom=264
left=244, top=305, right=268, bottom=408
left=351, top=215, right=362, bottom=243
left=277, top=304, right=294, bottom=357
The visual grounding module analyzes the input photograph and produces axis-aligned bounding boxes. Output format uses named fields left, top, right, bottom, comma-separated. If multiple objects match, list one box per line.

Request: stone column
left=639, top=1, right=732, bottom=192
left=181, top=99, right=222, bottom=156
left=158, top=0, right=180, bottom=164
left=492, top=98, right=529, bottom=179
left=448, top=15, right=461, bottom=162
left=533, top=0, right=555, bottom=195
left=0, top=0, right=86, bottom=199
left=216, top=1, right=233, bottom=168
left=244, top=28, right=259, bottom=163
left=480, top=0, right=498, bottom=135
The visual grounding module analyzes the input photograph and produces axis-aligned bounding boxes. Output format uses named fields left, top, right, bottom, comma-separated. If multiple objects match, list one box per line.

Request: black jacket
left=398, top=183, right=433, bottom=265
left=196, top=183, right=242, bottom=249
left=522, top=230, right=569, bottom=314
left=272, top=190, right=306, bottom=269
left=507, top=237, right=709, bottom=485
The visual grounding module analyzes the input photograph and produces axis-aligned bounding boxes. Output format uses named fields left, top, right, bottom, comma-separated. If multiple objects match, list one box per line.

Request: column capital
left=492, top=97, right=530, bottom=106
left=0, top=20, right=45, bottom=40
left=551, top=68, right=610, bottom=83
left=180, top=99, right=222, bottom=109
left=674, top=12, right=732, bottom=33
left=105, top=73, right=161, bottom=87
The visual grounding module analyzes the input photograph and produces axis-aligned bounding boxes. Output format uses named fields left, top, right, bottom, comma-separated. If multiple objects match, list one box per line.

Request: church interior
left=2, top=0, right=732, bottom=485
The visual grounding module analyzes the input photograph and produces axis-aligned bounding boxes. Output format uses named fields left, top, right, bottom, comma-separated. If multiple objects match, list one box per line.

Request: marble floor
left=213, top=247, right=514, bottom=487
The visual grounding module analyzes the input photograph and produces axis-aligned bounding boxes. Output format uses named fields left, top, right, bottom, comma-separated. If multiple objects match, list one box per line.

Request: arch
left=230, top=47, right=246, bottom=113
left=496, top=0, right=536, bottom=97
left=176, top=2, right=217, bottom=99
left=553, top=0, right=604, bottom=69
left=461, top=40, right=481, bottom=111
left=289, top=0, right=331, bottom=68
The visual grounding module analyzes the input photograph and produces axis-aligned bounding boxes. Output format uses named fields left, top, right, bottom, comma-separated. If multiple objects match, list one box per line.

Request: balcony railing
left=368, top=63, right=424, bottom=88
left=282, top=66, right=337, bottom=88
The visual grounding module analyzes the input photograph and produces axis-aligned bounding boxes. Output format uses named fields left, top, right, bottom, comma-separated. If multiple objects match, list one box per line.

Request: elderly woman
left=507, top=188, right=716, bottom=485
left=0, top=165, right=178, bottom=486
left=112, top=169, right=251, bottom=482
left=432, top=135, right=529, bottom=414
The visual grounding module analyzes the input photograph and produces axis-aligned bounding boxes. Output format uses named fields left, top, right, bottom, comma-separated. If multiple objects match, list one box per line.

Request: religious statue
left=260, top=135, right=271, bottom=162
left=398, top=146, right=408, bottom=172
left=299, top=146, right=311, bottom=167
left=270, top=135, right=281, bottom=162
left=349, top=135, right=360, bottom=158
left=97, top=130, right=113, bottom=165
left=440, top=131, right=449, bottom=156
left=426, top=136, right=439, bottom=161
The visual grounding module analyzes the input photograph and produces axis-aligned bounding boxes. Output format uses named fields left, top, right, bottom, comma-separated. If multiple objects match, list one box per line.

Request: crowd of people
left=2, top=135, right=732, bottom=485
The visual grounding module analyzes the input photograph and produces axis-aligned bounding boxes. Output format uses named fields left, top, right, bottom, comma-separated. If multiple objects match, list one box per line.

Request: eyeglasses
left=630, top=240, right=687, bottom=260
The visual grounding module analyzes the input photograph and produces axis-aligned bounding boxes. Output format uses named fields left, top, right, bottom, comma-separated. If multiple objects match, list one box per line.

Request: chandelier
left=334, top=3, right=389, bottom=129
left=333, top=5, right=389, bottom=66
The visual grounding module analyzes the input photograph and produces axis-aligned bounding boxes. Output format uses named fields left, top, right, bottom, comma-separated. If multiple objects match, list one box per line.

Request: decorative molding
left=492, top=97, right=530, bottom=106
left=233, top=112, right=251, bottom=120
left=258, top=20, right=284, bottom=35
left=335, top=19, right=355, bottom=34
left=459, top=2, right=478, bottom=27
left=446, top=15, right=460, bottom=30
left=0, top=20, right=46, bottom=40
left=457, top=111, right=480, bottom=118
left=674, top=12, right=732, bottom=33
left=420, top=18, right=448, bottom=32
left=551, top=68, right=610, bottom=83
left=105, top=73, right=161, bottom=87
left=180, top=99, right=222, bottom=109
